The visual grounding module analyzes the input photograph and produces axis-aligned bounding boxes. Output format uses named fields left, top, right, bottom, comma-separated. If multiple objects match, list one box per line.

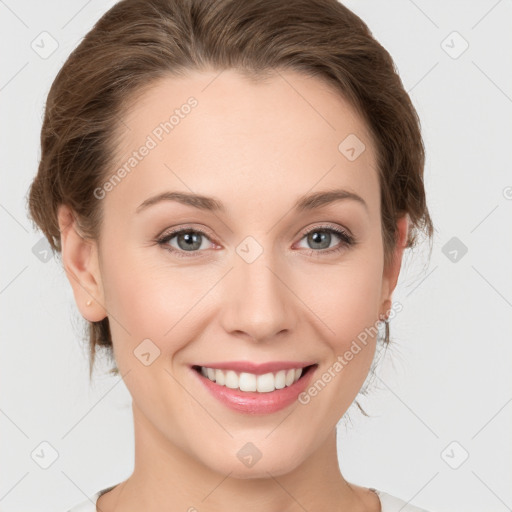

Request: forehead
left=107, top=68, right=379, bottom=220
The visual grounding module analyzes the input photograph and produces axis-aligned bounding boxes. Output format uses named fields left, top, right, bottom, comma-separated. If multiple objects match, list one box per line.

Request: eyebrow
left=135, top=188, right=368, bottom=214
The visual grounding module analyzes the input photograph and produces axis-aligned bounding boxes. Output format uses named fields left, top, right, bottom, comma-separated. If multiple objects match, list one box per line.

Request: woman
left=27, top=0, right=435, bottom=510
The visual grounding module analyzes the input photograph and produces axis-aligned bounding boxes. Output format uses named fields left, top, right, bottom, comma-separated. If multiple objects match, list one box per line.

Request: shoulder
left=65, top=495, right=98, bottom=512
left=66, top=484, right=116, bottom=512
left=373, top=488, right=433, bottom=512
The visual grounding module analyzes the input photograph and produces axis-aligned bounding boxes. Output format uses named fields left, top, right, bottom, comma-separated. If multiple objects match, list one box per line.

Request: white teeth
left=239, top=372, right=257, bottom=392
left=225, top=370, right=239, bottom=389
left=285, top=368, right=295, bottom=386
left=256, top=372, right=275, bottom=393
left=198, top=366, right=306, bottom=392
left=274, top=370, right=286, bottom=389
left=215, top=368, right=225, bottom=386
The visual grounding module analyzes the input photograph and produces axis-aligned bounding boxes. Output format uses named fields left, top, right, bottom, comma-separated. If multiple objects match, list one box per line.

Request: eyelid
left=157, top=223, right=216, bottom=241
left=297, top=222, right=353, bottom=241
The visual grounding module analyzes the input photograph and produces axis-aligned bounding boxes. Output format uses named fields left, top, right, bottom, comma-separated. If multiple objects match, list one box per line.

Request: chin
left=202, top=443, right=305, bottom=480
left=225, top=461, right=299, bottom=480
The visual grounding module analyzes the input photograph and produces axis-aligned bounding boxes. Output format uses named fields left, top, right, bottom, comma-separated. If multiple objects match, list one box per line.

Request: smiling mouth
left=192, top=364, right=317, bottom=393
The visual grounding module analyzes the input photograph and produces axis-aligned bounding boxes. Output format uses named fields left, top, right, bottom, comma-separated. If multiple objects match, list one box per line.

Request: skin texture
left=58, top=69, right=408, bottom=511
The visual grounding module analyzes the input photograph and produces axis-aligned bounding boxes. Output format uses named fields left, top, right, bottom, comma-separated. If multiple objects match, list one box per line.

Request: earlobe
left=57, top=204, right=106, bottom=322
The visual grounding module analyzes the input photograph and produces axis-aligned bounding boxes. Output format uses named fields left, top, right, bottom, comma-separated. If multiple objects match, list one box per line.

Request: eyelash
left=155, top=224, right=356, bottom=259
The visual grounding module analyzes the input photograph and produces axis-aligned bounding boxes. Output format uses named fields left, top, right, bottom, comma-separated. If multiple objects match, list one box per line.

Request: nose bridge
left=221, top=245, right=294, bottom=341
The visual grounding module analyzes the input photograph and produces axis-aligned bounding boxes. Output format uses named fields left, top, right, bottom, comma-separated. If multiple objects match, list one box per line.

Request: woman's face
left=63, top=69, right=406, bottom=478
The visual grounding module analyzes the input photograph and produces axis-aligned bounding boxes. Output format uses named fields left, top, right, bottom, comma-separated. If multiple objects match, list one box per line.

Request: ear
left=380, top=213, right=409, bottom=312
left=57, top=204, right=107, bottom=322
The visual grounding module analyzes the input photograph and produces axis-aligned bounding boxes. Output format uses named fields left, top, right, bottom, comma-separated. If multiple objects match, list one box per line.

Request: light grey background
left=1, top=1, right=511, bottom=511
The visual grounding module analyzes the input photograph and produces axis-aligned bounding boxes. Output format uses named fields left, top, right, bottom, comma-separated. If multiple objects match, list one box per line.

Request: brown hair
left=26, top=0, right=434, bottom=381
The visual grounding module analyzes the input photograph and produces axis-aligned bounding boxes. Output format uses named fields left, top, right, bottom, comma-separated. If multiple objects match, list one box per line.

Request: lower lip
left=191, top=365, right=317, bottom=415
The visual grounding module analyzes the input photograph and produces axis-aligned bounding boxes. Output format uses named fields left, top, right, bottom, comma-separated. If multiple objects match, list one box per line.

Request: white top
left=66, top=485, right=433, bottom=511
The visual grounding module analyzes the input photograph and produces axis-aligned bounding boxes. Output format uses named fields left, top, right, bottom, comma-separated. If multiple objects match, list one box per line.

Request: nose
left=219, top=249, right=297, bottom=343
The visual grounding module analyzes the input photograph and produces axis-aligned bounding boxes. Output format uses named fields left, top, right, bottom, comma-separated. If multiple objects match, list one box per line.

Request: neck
left=99, top=402, right=375, bottom=512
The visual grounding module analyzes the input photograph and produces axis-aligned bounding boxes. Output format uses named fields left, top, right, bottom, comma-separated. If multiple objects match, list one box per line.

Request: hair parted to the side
left=27, top=0, right=434, bottom=381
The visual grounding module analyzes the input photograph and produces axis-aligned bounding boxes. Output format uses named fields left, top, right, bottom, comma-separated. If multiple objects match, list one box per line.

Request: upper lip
left=193, top=361, right=317, bottom=375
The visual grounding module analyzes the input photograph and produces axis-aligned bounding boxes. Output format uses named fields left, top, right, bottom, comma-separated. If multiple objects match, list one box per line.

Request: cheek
left=100, top=247, right=213, bottom=353
left=304, top=255, right=383, bottom=343
left=302, top=262, right=383, bottom=414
